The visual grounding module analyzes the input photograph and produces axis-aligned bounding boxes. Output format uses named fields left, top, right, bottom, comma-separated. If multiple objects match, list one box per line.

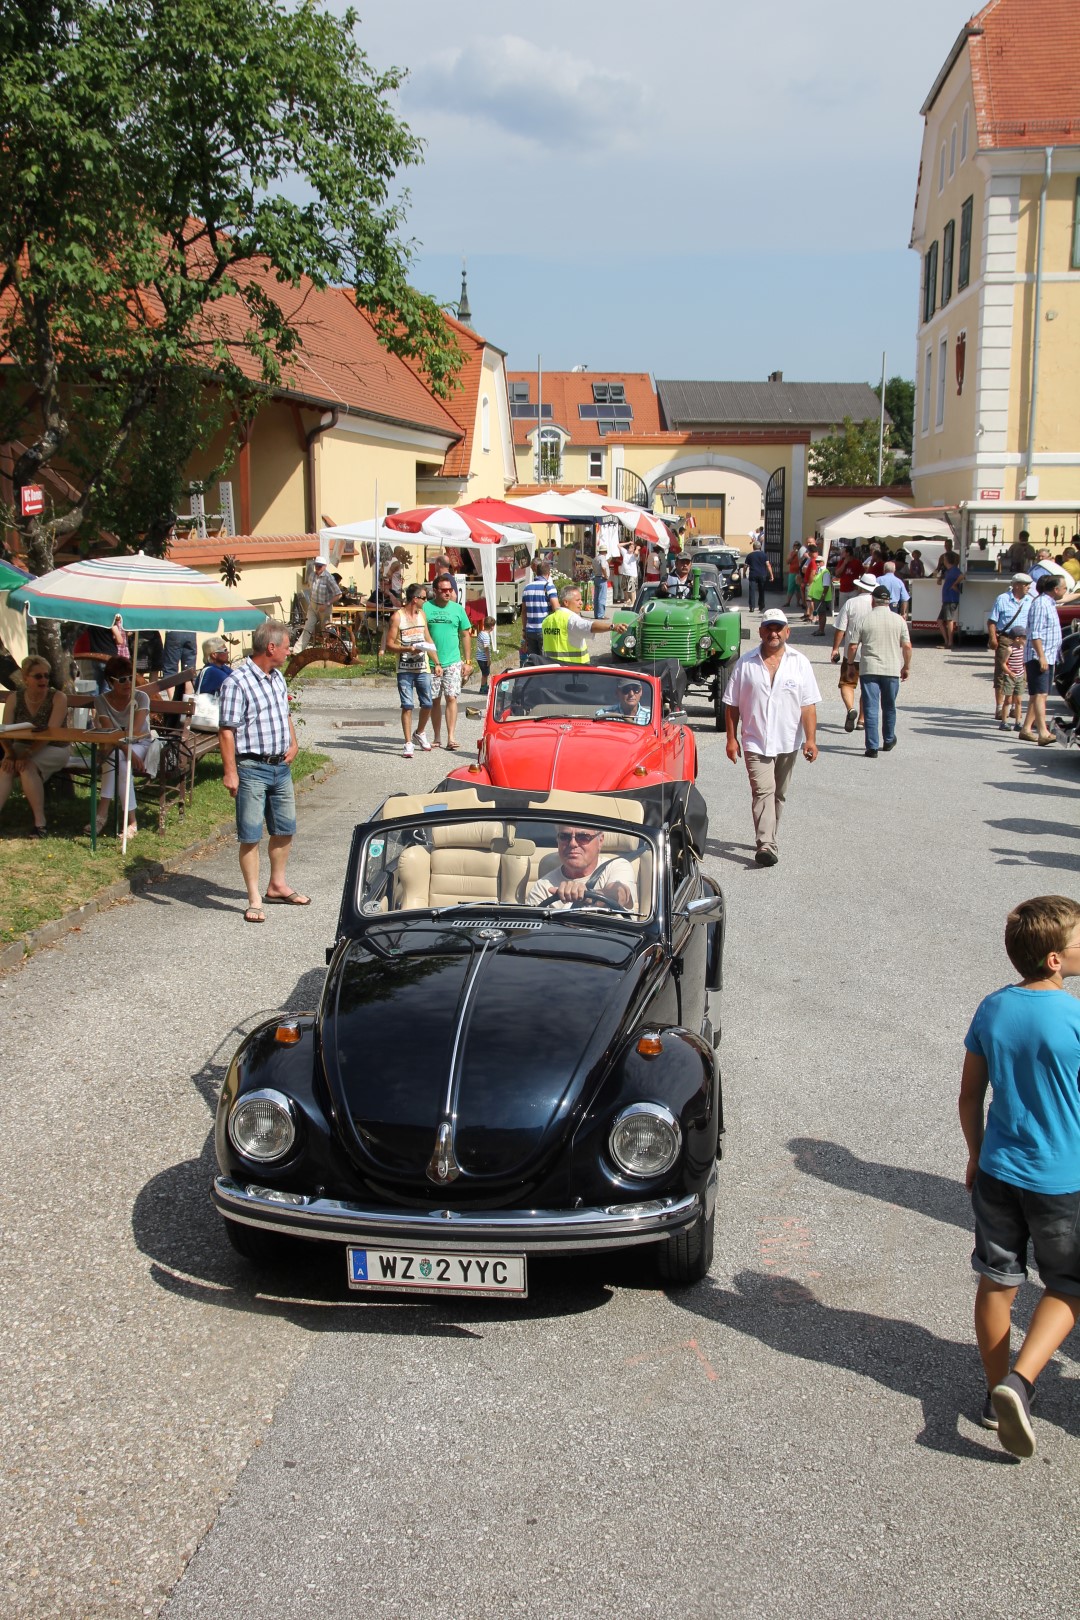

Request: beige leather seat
left=392, top=823, right=538, bottom=910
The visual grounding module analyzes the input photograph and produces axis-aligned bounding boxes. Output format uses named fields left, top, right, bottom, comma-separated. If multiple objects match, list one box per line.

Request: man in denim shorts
left=959, top=894, right=1080, bottom=1456
left=218, top=619, right=306, bottom=923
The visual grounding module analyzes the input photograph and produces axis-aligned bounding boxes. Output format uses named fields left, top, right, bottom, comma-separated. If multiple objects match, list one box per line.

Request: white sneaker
left=415, top=731, right=432, bottom=752
left=402, top=741, right=414, bottom=759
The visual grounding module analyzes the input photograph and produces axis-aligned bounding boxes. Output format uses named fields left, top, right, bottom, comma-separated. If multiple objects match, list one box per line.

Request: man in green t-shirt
left=422, top=574, right=474, bottom=749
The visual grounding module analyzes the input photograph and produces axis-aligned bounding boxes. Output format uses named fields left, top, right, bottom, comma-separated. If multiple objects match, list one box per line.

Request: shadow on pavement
left=788, top=1137, right=972, bottom=1230
left=138, top=871, right=247, bottom=913
left=985, top=816, right=1080, bottom=840
left=673, top=1269, right=1080, bottom=1458
left=989, top=845, right=1080, bottom=874
left=704, top=837, right=758, bottom=869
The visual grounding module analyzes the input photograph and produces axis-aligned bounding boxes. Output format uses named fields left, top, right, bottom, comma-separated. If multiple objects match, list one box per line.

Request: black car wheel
left=223, top=1217, right=289, bottom=1266
left=657, top=1203, right=715, bottom=1285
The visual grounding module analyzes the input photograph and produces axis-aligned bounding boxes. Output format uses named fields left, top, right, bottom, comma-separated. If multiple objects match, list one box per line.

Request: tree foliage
left=0, top=0, right=462, bottom=611
left=808, top=417, right=886, bottom=487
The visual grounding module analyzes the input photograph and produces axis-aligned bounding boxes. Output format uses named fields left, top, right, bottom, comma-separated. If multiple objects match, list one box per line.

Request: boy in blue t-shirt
left=960, top=894, right=1080, bottom=1457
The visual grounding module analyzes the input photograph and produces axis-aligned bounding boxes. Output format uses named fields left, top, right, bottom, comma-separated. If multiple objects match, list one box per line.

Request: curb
left=0, top=761, right=337, bottom=974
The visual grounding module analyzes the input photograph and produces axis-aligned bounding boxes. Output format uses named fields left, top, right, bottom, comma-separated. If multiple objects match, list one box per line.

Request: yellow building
left=910, top=0, right=1080, bottom=531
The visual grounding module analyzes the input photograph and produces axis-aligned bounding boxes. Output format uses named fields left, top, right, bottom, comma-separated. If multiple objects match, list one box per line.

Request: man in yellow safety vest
left=540, top=586, right=612, bottom=665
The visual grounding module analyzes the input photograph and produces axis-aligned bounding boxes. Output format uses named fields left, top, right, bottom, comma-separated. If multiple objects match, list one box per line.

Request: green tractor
left=611, top=564, right=746, bottom=729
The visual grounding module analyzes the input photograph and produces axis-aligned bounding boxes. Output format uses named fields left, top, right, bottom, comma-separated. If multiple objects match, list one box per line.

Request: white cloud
left=404, top=34, right=648, bottom=152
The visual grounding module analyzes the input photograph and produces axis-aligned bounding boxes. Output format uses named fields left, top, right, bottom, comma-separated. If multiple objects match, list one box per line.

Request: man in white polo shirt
left=724, top=608, right=821, bottom=867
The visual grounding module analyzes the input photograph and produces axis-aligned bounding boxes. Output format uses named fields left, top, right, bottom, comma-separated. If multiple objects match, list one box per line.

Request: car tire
left=657, top=1203, right=715, bottom=1286
left=223, top=1217, right=289, bottom=1266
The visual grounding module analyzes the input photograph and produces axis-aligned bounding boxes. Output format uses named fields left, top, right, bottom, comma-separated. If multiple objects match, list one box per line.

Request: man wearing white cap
left=986, top=574, right=1033, bottom=726
left=724, top=608, right=821, bottom=867
left=830, top=573, right=877, bottom=734
left=295, top=555, right=342, bottom=652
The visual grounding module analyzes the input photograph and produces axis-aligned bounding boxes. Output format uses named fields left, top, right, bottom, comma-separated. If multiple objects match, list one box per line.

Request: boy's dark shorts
left=971, top=1167, right=1080, bottom=1295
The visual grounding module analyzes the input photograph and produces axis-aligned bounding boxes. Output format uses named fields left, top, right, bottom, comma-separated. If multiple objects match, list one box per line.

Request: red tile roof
left=506, top=371, right=661, bottom=448
left=402, top=311, right=487, bottom=478
left=927, top=1, right=1080, bottom=147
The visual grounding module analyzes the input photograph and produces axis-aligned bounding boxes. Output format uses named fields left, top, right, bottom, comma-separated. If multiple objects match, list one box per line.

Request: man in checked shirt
left=295, top=556, right=342, bottom=652
left=219, top=620, right=308, bottom=922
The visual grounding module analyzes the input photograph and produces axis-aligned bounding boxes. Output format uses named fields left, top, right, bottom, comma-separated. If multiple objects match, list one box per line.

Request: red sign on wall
left=979, top=489, right=1002, bottom=501
left=20, top=485, right=45, bottom=516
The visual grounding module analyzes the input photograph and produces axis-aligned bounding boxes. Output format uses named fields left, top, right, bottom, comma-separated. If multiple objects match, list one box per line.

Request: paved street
left=2, top=626, right=1078, bottom=1620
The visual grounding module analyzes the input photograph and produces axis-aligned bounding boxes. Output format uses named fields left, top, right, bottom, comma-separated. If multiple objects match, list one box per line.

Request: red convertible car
left=447, top=664, right=698, bottom=792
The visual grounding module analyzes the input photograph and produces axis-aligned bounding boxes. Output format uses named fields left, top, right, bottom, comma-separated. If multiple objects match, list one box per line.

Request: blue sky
left=347, top=0, right=968, bottom=385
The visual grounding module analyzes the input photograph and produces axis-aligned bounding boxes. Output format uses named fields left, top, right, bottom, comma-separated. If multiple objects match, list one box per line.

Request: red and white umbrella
left=384, top=497, right=567, bottom=542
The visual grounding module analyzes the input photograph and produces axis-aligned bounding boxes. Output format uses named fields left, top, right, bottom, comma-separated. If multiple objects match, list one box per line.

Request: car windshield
left=357, top=814, right=655, bottom=922
left=494, top=669, right=654, bottom=725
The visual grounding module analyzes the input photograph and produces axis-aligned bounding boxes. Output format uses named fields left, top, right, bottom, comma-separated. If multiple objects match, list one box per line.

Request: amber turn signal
left=633, top=765, right=648, bottom=777
left=274, top=1021, right=302, bottom=1045
left=636, top=1034, right=663, bottom=1058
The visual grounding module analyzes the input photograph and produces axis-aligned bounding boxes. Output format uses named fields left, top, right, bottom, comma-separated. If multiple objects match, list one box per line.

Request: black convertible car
left=213, top=783, right=725, bottom=1295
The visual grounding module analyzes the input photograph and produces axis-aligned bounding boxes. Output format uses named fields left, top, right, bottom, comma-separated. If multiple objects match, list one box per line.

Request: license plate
left=346, top=1246, right=527, bottom=1298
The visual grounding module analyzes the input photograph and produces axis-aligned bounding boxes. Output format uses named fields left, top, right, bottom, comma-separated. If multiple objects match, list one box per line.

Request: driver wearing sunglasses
left=525, top=825, right=637, bottom=912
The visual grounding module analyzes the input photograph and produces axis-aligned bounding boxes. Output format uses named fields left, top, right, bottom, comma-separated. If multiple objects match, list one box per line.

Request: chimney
left=768, top=370, right=783, bottom=383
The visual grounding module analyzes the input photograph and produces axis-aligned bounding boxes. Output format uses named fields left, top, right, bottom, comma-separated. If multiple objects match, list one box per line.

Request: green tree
left=0, top=0, right=461, bottom=672
left=873, top=375, right=914, bottom=482
left=808, top=416, right=886, bottom=487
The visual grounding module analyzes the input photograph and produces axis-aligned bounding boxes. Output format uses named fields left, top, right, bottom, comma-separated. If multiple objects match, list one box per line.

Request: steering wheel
left=539, top=889, right=630, bottom=914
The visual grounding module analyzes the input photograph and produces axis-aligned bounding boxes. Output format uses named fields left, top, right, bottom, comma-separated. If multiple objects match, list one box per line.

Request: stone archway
left=641, top=448, right=805, bottom=555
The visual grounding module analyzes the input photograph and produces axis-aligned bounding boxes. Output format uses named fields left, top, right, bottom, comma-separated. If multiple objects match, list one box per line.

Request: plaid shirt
left=1025, top=593, right=1062, bottom=665
left=219, top=658, right=291, bottom=755
left=310, top=570, right=341, bottom=608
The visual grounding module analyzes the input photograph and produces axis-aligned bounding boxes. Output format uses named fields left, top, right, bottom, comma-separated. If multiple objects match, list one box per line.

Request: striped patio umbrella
left=8, top=552, right=266, bottom=853
left=7, top=550, right=266, bottom=632
left=0, top=558, right=33, bottom=592
left=384, top=497, right=568, bottom=543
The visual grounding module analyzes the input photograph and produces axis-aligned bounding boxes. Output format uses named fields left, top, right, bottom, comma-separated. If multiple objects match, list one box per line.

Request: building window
left=923, top=241, right=938, bottom=324
left=941, top=219, right=955, bottom=305
left=1072, top=179, right=1080, bottom=270
left=961, top=106, right=969, bottom=162
left=936, top=336, right=947, bottom=427
left=958, top=196, right=973, bottom=289
left=509, top=381, right=530, bottom=404
left=480, top=395, right=490, bottom=452
left=592, top=382, right=626, bottom=404
left=588, top=450, right=603, bottom=480
left=949, top=126, right=957, bottom=177
left=921, top=348, right=932, bottom=435
left=938, top=144, right=946, bottom=192
left=537, top=427, right=562, bottom=483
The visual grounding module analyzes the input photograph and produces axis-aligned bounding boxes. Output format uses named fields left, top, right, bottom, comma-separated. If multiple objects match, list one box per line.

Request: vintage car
left=611, top=564, right=744, bottom=729
left=212, top=784, right=725, bottom=1296
left=446, top=663, right=698, bottom=793
left=687, top=544, right=744, bottom=598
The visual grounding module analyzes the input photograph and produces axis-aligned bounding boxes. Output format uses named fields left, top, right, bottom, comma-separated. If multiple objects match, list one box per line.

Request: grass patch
left=0, top=747, right=329, bottom=948
left=293, top=655, right=396, bottom=680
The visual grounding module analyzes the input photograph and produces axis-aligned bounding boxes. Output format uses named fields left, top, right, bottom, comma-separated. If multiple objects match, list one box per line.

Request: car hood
left=320, top=920, right=655, bottom=1191
left=484, top=718, right=664, bottom=791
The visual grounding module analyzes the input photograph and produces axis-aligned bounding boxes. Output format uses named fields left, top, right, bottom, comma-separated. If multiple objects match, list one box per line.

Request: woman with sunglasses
left=88, top=656, right=154, bottom=838
left=0, top=656, right=70, bottom=837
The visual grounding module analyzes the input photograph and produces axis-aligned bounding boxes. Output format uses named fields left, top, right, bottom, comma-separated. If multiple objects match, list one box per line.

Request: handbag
left=189, top=668, right=221, bottom=732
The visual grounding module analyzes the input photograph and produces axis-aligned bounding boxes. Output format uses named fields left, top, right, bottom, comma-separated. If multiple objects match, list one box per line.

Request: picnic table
left=1, top=724, right=123, bottom=852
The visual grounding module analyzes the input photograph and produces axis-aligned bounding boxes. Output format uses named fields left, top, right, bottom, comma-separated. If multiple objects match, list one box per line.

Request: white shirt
left=724, top=644, right=821, bottom=755
left=564, top=610, right=594, bottom=653
left=835, top=592, right=873, bottom=660
left=527, top=856, right=638, bottom=912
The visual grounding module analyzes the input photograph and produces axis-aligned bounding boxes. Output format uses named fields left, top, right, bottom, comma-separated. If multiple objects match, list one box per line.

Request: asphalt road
left=2, top=625, right=1078, bottom=1620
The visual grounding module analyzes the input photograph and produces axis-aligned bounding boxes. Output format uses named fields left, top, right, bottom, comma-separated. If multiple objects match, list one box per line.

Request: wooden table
left=1, top=724, right=123, bottom=852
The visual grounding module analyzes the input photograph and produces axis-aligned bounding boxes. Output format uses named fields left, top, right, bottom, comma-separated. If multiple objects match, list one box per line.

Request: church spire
left=458, top=259, right=472, bottom=328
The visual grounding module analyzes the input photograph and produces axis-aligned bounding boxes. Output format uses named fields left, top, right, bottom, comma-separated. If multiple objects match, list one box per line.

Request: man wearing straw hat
left=295, top=556, right=341, bottom=652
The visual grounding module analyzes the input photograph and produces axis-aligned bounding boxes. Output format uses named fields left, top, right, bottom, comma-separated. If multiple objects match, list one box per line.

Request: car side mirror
left=680, top=893, right=724, bottom=923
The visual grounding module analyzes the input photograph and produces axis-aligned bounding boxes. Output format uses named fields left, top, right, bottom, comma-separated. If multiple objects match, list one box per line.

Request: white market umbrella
left=9, top=552, right=266, bottom=853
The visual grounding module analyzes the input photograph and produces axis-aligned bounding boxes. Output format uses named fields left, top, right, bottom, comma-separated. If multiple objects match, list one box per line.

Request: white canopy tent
left=818, top=497, right=956, bottom=550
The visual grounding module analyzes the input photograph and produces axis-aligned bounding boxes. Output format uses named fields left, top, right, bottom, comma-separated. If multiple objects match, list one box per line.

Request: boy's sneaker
left=979, top=1392, right=999, bottom=1430
left=414, top=731, right=432, bottom=752
left=844, top=710, right=857, bottom=733
left=991, top=1373, right=1035, bottom=1458
left=402, top=741, right=414, bottom=759
left=998, top=718, right=1009, bottom=731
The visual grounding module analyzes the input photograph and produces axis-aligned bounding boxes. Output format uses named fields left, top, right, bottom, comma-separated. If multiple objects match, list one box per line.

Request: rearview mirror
left=680, top=892, right=723, bottom=923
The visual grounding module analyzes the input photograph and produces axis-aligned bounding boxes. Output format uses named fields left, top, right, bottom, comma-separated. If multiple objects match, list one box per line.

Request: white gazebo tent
left=818, top=497, right=956, bottom=559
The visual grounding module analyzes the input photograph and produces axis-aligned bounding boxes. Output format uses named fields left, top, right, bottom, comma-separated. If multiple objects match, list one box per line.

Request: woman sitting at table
left=0, top=656, right=70, bottom=837
left=89, top=656, right=154, bottom=840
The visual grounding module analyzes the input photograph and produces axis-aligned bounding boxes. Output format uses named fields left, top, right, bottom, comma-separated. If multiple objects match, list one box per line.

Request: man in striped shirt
left=1020, top=574, right=1067, bottom=745
left=519, top=560, right=560, bottom=660
left=219, top=620, right=307, bottom=922
left=295, top=557, right=341, bottom=651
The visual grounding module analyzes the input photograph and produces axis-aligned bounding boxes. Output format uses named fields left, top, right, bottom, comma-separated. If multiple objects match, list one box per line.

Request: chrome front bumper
left=212, top=1175, right=706, bottom=1252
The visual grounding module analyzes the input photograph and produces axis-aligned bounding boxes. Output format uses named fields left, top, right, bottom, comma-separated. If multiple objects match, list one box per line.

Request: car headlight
left=697, top=634, right=713, bottom=656
left=228, top=1088, right=296, bottom=1161
left=623, top=632, right=637, bottom=651
left=609, top=1103, right=681, bottom=1177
